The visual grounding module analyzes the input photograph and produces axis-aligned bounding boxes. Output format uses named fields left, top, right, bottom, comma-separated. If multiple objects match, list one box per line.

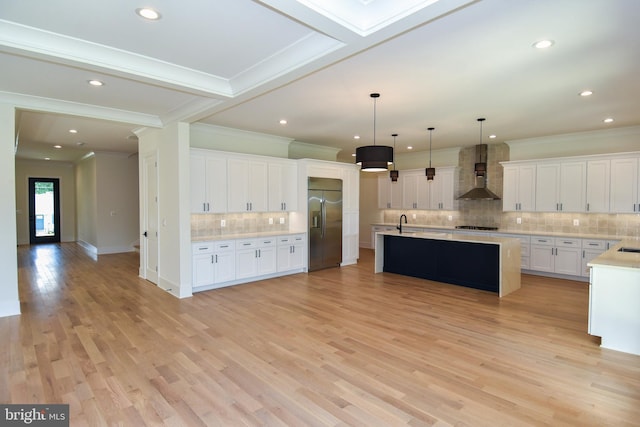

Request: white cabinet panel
left=378, top=175, right=402, bottom=209
left=430, top=167, right=455, bottom=210
left=502, top=164, right=536, bottom=211
left=190, top=154, right=227, bottom=213
left=530, top=236, right=581, bottom=276
left=268, top=161, right=298, bottom=212
left=277, top=234, right=305, bottom=272
left=610, top=157, right=639, bottom=213
left=586, top=160, right=610, bottom=213
left=228, top=158, right=268, bottom=212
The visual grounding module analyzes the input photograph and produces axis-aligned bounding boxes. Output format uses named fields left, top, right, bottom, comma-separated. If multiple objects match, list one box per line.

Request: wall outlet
left=448, top=215, right=453, bottom=221
left=220, top=219, right=226, bottom=227
left=269, top=217, right=274, bottom=225
left=412, top=213, right=416, bottom=219
left=573, top=219, right=580, bottom=226
left=516, top=217, right=522, bottom=224
left=279, top=217, right=285, bottom=224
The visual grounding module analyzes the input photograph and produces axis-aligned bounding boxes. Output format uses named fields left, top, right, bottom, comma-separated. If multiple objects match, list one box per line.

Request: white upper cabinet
left=430, top=167, right=456, bottom=210
left=377, top=174, right=402, bottom=209
left=610, top=156, right=640, bottom=213
left=502, top=164, right=536, bottom=211
left=585, top=159, right=610, bottom=213
left=227, top=158, right=268, bottom=212
left=536, top=161, right=586, bottom=212
left=190, top=152, right=227, bottom=213
left=268, top=161, right=298, bottom=212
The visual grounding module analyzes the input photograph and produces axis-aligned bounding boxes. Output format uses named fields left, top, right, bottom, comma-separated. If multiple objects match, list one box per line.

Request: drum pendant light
left=425, top=127, right=436, bottom=180
left=356, top=93, right=393, bottom=172
left=389, top=133, right=399, bottom=181
left=475, top=118, right=487, bottom=177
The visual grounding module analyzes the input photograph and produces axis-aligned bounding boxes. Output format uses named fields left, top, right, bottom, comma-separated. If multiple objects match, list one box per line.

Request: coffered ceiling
left=2, top=0, right=639, bottom=163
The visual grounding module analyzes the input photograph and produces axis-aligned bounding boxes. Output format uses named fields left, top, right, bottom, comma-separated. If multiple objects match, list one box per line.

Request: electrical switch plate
left=516, top=217, right=522, bottom=224
left=573, top=219, right=579, bottom=226
left=412, top=213, right=416, bottom=219
left=221, top=219, right=226, bottom=227
left=279, top=217, right=285, bottom=224
left=448, top=215, right=453, bottom=221
left=269, top=218, right=273, bottom=225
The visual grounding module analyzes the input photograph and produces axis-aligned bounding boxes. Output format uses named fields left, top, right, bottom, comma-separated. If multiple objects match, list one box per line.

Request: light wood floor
left=2, top=244, right=639, bottom=426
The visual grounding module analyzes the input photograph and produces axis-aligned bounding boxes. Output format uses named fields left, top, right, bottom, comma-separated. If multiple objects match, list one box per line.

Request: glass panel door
left=29, top=178, right=61, bottom=244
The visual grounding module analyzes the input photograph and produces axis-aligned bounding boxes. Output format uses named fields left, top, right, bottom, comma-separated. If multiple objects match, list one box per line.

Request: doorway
left=28, top=177, right=61, bottom=244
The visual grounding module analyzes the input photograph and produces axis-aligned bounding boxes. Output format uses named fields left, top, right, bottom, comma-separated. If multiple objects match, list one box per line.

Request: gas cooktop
left=455, top=225, right=498, bottom=231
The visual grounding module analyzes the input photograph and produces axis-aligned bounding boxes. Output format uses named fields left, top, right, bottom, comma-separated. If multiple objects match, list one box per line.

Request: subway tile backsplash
left=191, top=212, right=289, bottom=238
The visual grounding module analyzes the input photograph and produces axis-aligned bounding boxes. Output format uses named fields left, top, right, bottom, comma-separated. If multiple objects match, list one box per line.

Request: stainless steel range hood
left=458, top=144, right=501, bottom=200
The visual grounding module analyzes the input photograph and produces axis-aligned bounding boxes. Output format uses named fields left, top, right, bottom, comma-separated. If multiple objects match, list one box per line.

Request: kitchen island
left=374, top=231, right=521, bottom=297
left=587, top=239, right=640, bottom=355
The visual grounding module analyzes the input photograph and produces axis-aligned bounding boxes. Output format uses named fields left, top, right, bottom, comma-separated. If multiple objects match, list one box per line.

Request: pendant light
left=389, top=133, right=399, bottom=181
left=475, top=118, right=487, bottom=177
left=355, top=93, right=394, bottom=172
left=425, top=127, right=435, bottom=180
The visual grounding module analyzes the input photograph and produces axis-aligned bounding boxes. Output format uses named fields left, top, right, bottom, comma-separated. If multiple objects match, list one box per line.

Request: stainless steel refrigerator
left=308, top=177, right=343, bottom=271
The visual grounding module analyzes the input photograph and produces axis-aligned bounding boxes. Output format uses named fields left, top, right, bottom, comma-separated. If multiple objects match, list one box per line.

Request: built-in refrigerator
left=308, top=177, right=342, bottom=271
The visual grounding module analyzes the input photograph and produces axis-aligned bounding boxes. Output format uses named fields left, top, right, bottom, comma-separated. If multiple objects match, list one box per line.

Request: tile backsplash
left=191, top=212, right=290, bottom=238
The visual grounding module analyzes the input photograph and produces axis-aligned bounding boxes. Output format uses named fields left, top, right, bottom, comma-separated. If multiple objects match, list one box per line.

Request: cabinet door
left=268, top=162, right=297, bottom=211
left=206, top=157, right=227, bottom=213
left=190, top=155, right=208, bottom=213
left=193, top=253, right=214, bottom=287
left=559, top=161, right=586, bottom=212
left=377, top=175, right=391, bottom=209
left=415, top=175, right=431, bottom=209
left=431, top=168, right=455, bottom=210
left=236, top=241, right=258, bottom=279
left=290, top=240, right=305, bottom=269
left=228, top=159, right=268, bottom=212
left=586, top=160, right=610, bottom=213
left=214, top=251, right=236, bottom=283
left=536, top=163, right=561, bottom=212
left=502, top=166, right=519, bottom=211
left=257, top=246, right=276, bottom=276
left=248, top=161, right=268, bottom=212
left=402, top=174, right=418, bottom=209
left=530, top=244, right=554, bottom=272
left=610, top=157, right=639, bottom=213
left=517, top=164, right=536, bottom=211
left=277, top=243, right=292, bottom=272
left=582, top=248, right=604, bottom=278
left=554, top=246, right=581, bottom=276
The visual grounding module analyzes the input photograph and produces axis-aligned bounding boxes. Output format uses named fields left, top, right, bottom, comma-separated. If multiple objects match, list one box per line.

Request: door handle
left=143, top=231, right=148, bottom=237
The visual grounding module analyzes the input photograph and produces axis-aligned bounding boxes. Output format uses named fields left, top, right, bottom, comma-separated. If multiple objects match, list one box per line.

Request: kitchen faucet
left=397, top=214, right=407, bottom=233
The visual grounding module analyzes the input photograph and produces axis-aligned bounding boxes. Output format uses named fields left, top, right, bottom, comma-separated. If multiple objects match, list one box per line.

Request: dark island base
left=383, top=235, right=500, bottom=293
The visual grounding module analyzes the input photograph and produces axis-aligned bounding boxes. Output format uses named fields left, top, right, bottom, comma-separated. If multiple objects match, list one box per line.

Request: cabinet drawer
left=582, top=240, right=606, bottom=250
left=555, top=238, right=580, bottom=248
left=531, top=237, right=553, bottom=246
left=258, top=238, right=276, bottom=247
left=215, top=241, right=235, bottom=252
left=192, top=243, right=214, bottom=253
left=237, top=239, right=257, bottom=249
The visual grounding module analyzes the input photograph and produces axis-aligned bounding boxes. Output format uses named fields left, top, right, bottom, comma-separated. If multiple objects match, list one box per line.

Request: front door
left=28, top=178, right=61, bottom=244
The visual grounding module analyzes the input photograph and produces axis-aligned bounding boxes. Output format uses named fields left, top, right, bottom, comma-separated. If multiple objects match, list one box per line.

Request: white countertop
left=379, top=230, right=520, bottom=246
left=372, top=223, right=633, bottom=241
left=192, top=230, right=304, bottom=242
left=588, top=239, right=640, bottom=270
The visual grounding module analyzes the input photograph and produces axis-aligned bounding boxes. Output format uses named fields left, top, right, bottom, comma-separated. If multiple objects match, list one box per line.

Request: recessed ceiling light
left=279, top=119, right=287, bottom=125
left=353, top=135, right=360, bottom=140
left=76, top=142, right=85, bottom=146
left=407, top=146, right=413, bottom=150
left=489, top=134, right=497, bottom=139
left=53, top=145, right=62, bottom=149
left=88, top=79, right=104, bottom=87
left=44, top=157, right=50, bottom=161
left=604, top=117, right=614, bottom=123
left=136, top=8, right=161, bottom=20
left=69, top=129, right=78, bottom=134
left=580, top=90, right=593, bottom=97
left=533, top=39, right=554, bottom=49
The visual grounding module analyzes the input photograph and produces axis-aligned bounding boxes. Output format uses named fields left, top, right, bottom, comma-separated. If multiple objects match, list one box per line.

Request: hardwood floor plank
left=3, top=243, right=640, bottom=426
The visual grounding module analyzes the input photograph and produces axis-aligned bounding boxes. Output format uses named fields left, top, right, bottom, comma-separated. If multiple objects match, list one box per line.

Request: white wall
left=75, top=155, right=98, bottom=249
left=15, top=159, right=76, bottom=245
left=95, top=152, right=140, bottom=253
left=0, top=104, right=19, bottom=317
left=138, top=122, right=192, bottom=298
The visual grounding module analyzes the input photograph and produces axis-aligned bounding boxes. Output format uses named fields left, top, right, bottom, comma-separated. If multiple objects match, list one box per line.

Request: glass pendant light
left=389, top=133, right=399, bottom=181
left=425, top=127, right=435, bottom=180
left=355, top=93, right=393, bottom=171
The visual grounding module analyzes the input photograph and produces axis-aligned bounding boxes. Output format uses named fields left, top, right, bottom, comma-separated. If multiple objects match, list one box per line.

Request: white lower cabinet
left=193, top=234, right=304, bottom=291
left=192, top=241, right=236, bottom=288
left=530, top=236, right=581, bottom=276
left=277, top=234, right=305, bottom=272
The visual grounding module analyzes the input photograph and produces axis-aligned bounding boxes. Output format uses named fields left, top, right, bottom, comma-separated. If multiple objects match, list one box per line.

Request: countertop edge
left=192, top=230, right=305, bottom=242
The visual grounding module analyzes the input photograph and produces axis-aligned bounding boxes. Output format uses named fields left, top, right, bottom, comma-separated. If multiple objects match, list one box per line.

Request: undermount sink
left=618, top=247, right=640, bottom=253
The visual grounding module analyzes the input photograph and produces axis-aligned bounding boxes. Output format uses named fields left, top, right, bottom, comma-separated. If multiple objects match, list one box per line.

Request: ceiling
left=3, top=0, right=639, bottom=164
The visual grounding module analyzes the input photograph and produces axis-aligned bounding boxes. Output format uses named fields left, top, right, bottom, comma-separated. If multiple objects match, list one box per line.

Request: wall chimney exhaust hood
left=458, top=144, right=501, bottom=200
